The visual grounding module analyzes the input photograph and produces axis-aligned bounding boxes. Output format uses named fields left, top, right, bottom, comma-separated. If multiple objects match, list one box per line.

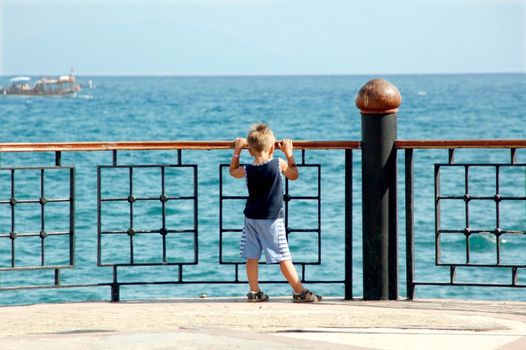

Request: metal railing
left=400, top=141, right=526, bottom=299
left=2, top=138, right=526, bottom=302
left=0, top=140, right=358, bottom=302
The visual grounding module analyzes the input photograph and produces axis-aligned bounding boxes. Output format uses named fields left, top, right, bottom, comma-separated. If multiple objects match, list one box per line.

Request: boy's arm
left=229, top=137, right=247, bottom=179
left=278, top=139, right=299, bottom=180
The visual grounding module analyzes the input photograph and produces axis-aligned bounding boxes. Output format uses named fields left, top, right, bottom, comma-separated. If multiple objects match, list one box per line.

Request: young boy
left=229, top=123, right=321, bottom=303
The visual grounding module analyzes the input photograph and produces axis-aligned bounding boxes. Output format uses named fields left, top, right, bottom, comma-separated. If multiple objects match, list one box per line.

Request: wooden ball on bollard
left=355, top=79, right=401, bottom=115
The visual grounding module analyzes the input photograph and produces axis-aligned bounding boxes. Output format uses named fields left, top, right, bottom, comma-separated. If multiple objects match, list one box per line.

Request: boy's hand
left=234, top=138, right=247, bottom=153
left=278, top=139, right=299, bottom=180
left=230, top=138, right=247, bottom=179
left=278, top=139, right=294, bottom=157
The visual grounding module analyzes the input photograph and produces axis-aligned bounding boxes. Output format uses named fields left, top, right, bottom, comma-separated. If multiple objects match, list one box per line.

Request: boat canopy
left=9, top=76, right=32, bottom=83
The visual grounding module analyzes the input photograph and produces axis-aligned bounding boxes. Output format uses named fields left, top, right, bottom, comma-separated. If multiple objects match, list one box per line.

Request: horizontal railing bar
left=99, top=164, right=196, bottom=169
left=289, top=196, right=319, bottom=200
left=99, top=262, right=198, bottom=267
left=0, top=199, right=70, bottom=205
left=0, top=279, right=344, bottom=291
left=288, top=228, right=320, bottom=232
left=100, top=229, right=195, bottom=234
left=100, top=196, right=194, bottom=202
left=413, top=282, right=526, bottom=288
left=0, top=231, right=71, bottom=238
left=0, top=283, right=111, bottom=291
left=397, top=140, right=526, bottom=149
left=438, top=196, right=526, bottom=201
left=438, top=196, right=497, bottom=200
left=0, top=140, right=360, bottom=152
left=222, top=229, right=322, bottom=235
left=436, top=262, right=526, bottom=268
left=438, top=230, right=526, bottom=234
left=0, top=166, right=73, bottom=170
left=0, top=265, right=73, bottom=271
left=222, top=195, right=319, bottom=201
left=116, top=279, right=344, bottom=286
left=435, top=163, right=526, bottom=167
left=3, top=139, right=526, bottom=152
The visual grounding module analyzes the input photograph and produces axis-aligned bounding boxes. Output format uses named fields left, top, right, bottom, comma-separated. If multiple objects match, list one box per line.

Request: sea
left=0, top=74, right=525, bottom=305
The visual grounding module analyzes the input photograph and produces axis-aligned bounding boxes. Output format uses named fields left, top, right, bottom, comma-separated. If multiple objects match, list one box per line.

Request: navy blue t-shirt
left=243, top=158, right=283, bottom=219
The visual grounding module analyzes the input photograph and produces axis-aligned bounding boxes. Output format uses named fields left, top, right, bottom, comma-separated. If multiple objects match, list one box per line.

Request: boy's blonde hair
left=247, top=123, right=275, bottom=152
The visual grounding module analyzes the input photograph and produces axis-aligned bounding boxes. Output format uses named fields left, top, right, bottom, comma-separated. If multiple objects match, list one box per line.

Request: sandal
left=247, top=290, right=269, bottom=302
left=292, top=289, right=322, bottom=303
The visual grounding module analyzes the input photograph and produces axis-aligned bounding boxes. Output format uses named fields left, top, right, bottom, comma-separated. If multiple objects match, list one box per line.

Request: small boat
left=1, top=73, right=81, bottom=97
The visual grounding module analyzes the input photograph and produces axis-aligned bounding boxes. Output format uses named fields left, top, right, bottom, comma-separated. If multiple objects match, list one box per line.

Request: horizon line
left=1, top=71, right=525, bottom=78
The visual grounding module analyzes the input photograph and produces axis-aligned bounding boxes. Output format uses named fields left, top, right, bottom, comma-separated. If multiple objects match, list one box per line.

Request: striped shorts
left=240, top=217, right=292, bottom=263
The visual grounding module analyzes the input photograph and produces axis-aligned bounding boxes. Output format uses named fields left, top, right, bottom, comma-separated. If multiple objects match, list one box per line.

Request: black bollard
left=356, top=79, right=401, bottom=300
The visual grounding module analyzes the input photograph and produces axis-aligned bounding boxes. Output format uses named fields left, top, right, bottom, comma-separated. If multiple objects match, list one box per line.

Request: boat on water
left=1, top=74, right=81, bottom=97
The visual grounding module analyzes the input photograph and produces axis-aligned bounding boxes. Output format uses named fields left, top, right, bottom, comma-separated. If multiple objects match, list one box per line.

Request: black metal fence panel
left=0, top=165, right=75, bottom=288
left=218, top=158, right=330, bottom=284
left=97, top=164, right=198, bottom=267
left=405, top=148, right=526, bottom=299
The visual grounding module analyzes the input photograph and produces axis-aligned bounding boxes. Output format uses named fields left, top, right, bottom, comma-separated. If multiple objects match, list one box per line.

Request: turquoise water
left=0, top=74, right=525, bottom=304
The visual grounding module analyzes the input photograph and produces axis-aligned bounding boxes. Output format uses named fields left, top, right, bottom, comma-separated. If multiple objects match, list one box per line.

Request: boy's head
left=247, top=123, right=275, bottom=154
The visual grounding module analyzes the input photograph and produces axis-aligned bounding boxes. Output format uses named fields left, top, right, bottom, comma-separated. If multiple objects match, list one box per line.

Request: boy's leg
left=241, top=219, right=263, bottom=292
left=246, top=259, right=260, bottom=292
left=279, top=259, right=304, bottom=293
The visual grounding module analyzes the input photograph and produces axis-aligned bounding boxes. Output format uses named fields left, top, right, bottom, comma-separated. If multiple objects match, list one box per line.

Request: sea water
left=0, top=74, right=525, bottom=305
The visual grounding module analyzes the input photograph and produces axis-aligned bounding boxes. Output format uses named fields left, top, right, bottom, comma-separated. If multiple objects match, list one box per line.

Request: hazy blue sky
left=1, top=0, right=525, bottom=75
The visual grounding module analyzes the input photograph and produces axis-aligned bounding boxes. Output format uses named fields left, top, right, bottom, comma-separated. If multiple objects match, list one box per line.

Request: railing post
left=356, top=79, right=401, bottom=300
left=111, top=266, right=120, bottom=302
left=344, top=149, right=353, bottom=300
left=405, top=149, right=415, bottom=300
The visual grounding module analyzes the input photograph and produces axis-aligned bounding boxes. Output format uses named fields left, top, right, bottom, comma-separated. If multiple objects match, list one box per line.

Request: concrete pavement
left=0, top=298, right=525, bottom=349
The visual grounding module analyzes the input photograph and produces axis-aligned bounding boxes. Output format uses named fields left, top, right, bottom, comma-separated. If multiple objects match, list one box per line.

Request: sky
left=0, top=0, right=525, bottom=76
